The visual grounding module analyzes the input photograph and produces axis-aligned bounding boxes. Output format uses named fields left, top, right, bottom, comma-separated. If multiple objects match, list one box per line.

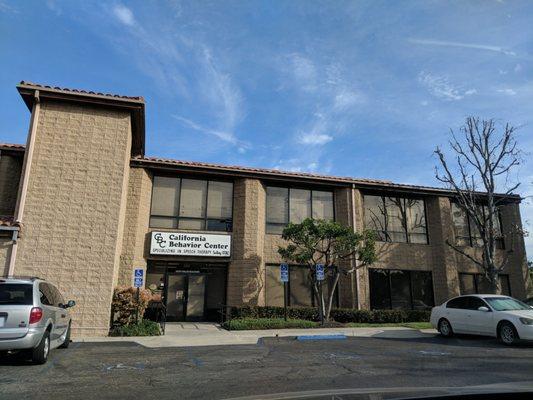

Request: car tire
left=438, top=318, right=453, bottom=337
left=499, top=321, right=519, bottom=346
left=31, top=330, right=51, bottom=365
left=58, top=322, right=71, bottom=349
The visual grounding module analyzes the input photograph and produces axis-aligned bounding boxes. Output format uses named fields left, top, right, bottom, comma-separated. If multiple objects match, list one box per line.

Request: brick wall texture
left=14, top=101, right=132, bottom=337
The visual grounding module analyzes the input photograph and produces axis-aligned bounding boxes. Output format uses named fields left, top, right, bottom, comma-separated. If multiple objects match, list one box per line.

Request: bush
left=109, top=320, right=162, bottom=337
left=228, top=306, right=430, bottom=324
left=112, top=287, right=153, bottom=326
left=223, top=318, right=318, bottom=330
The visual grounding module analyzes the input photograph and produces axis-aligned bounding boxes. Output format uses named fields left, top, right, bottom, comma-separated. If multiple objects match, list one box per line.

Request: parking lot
left=1, top=330, right=533, bottom=399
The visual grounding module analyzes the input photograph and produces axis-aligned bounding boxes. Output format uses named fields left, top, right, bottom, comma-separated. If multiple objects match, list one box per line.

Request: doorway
left=165, top=273, right=207, bottom=322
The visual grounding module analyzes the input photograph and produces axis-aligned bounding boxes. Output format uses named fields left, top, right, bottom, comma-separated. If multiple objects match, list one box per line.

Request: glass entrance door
left=165, top=274, right=207, bottom=321
left=166, top=275, right=186, bottom=321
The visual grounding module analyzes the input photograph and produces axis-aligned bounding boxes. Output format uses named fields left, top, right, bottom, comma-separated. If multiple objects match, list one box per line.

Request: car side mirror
left=478, top=306, right=489, bottom=312
left=67, top=300, right=76, bottom=308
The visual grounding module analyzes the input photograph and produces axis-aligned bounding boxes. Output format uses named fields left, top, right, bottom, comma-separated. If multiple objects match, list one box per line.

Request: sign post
left=280, top=264, right=289, bottom=321
left=134, top=269, right=144, bottom=324
left=316, top=264, right=325, bottom=325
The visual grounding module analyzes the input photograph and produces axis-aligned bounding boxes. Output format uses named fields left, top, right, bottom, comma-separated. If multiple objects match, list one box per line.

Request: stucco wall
left=14, top=101, right=132, bottom=337
left=0, top=153, right=22, bottom=216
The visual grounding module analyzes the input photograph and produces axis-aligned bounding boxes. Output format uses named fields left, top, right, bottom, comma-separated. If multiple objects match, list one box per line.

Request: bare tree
left=434, top=117, right=522, bottom=293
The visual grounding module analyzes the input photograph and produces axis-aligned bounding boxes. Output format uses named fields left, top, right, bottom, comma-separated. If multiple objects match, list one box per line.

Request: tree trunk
left=324, top=271, right=341, bottom=322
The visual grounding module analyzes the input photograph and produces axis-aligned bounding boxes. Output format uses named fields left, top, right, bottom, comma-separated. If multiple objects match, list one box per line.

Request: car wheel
left=31, top=330, right=50, bottom=364
left=58, top=322, right=71, bottom=349
left=438, top=318, right=453, bottom=337
left=499, top=321, right=519, bottom=346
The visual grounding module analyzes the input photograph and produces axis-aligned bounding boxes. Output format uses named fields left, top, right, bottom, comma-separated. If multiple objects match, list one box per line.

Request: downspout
left=351, top=183, right=361, bottom=309
left=7, top=90, right=40, bottom=276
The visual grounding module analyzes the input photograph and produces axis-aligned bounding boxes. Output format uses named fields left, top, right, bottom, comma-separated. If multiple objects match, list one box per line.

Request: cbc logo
left=154, top=233, right=167, bottom=248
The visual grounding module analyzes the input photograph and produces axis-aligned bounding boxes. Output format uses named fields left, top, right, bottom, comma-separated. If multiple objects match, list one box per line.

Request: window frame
left=369, top=268, right=435, bottom=310
left=458, top=272, right=511, bottom=296
left=265, top=186, right=336, bottom=235
left=451, top=202, right=505, bottom=249
left=149, top=176, right=234, bottom=232
left=363, top=194, right=429, bottom=245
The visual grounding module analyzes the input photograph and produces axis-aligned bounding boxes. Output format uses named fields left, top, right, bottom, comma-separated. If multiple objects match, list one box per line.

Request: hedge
left=109, top=320, right=162, bottom=337
left=223, top=318, right=318, bottom=330
left=228, top=306, right=430, bottom=324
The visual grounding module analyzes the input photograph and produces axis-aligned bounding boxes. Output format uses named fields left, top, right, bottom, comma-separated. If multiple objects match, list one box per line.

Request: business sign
left=150, top=232, right=231, bottom=257
left=133, top=268, right=144, bottom=288
left=316, top=264, right=325, bottom=281
left=280, top=263, right=289, bottom=283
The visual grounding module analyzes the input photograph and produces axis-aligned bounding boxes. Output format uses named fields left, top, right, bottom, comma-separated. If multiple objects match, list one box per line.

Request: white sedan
left=430, top=294, right=533, bottom=345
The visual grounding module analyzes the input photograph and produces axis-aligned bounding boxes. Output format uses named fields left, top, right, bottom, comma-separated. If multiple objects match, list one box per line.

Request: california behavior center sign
left=150, top=232, right=231, bottom=257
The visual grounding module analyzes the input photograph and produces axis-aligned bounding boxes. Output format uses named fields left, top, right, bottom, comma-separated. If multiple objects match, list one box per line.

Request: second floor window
left=266, top=187, right=334, bottom=234
left=150, top=176, right=233, bottom=232
left=451, top=202, right=504, bottom=249
left=363, top=195, right=428, bottom=244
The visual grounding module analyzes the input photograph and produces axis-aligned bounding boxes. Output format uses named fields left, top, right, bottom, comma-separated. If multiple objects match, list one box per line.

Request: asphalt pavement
left=1, top=330, right=533, bottom=400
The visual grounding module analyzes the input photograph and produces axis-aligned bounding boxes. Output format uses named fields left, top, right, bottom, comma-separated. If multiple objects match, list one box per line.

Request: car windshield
left=0, top=283, right=33, bottom=305
left=484, top=297, right=531, bottom=311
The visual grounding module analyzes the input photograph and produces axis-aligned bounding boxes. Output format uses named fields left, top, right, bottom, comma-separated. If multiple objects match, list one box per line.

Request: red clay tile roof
left=18, top=81, right=145, bottom=103
left=0, top=143, right=25, bottom=152
left=0, top=216, right=19, bottom=228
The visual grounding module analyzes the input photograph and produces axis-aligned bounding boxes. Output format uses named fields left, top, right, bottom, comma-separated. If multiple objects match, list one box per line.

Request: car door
left=444, top=297, right=470, bottom=333
left=464, top=297, right=493, bottom=335
left=39, top=283, right=62, bottom=341
left=50, top=284, right=69, bottom=338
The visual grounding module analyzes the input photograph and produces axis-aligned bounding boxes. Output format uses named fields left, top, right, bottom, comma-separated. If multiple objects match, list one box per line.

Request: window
left=446, top=296, right=468, bottom=309
left=150, top=176, right=233, bottom=232
left=0, top=283, right=33, bottom=305
left=266, top=187, right=334, bottom=234
left=459, top=273, right=511, bottom=296
left=369, top=269, right=434, bottom=310
left=265, top=264, right=338, bottom=307
left=363, top=195, right=428, bottom=244
left=451, top=202, right=504, bottom=249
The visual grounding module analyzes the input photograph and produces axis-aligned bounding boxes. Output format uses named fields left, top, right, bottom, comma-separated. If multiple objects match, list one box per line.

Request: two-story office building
left=0, top=82, right=528, bottom=336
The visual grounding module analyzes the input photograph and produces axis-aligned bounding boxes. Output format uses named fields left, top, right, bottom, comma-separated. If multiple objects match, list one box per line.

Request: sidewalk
left=74, top=322, right=438, bottom=348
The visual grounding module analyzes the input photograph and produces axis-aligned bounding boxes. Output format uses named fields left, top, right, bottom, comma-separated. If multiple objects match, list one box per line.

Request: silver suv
left=0, top=277, right=75, bottom=364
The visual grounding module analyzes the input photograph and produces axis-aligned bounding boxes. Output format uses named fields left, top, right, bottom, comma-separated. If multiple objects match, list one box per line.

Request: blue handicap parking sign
left=134, top=268, right=144, bottom=278
left=280, top=263, right=289, bottom=282
left=316, top=264, right=325, bottom=281
left=134, top=277, right=143, bottom=288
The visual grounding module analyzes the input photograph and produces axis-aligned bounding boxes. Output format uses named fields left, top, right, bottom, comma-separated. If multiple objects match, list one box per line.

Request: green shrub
left=228, top=306, right=430, bottom=324
left=109, top=320, right=162, bottom=337
left=223, top=318, right=318, bottom=330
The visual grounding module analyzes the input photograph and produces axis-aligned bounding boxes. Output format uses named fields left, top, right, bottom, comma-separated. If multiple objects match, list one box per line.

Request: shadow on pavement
left=371, top=329, right=533, bottom=349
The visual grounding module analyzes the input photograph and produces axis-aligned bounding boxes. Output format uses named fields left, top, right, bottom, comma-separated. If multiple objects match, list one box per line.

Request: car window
left=467, top=297, right=488, bottom=310
left=485, top=297, right=530, bottom=311
left=49, top=284, right=64, bottom=307
left=0, top=283, right=33, bottom=305
left=39, top=283, right=53, bottom=306
left=446, top=297, right=468, bottom=309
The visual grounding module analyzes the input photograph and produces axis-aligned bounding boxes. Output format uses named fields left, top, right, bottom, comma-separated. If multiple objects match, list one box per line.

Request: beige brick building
left=0, top=82, right=529, bottom=337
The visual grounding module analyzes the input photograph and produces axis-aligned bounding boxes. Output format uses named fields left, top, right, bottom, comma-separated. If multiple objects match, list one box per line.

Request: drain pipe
left=351, top=183, right=361, bottom=310
left=7, top=90, right=40, bottom=276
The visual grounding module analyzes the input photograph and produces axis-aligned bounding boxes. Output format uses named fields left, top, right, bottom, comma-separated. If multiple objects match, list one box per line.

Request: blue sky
left=1, top=0, right=532, bottom=258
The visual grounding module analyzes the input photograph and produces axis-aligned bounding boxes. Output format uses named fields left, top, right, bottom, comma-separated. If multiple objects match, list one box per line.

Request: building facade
left=0, top=82, right=529, bottom=337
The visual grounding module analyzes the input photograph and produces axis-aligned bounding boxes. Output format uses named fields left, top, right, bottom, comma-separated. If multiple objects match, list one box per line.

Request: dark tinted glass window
left=390, top=270, right=411, bottom=309
left=499, top=275, right=511, bottom=296
left=290, top=266, right=312, bottom=307
left=39, top=283, right=53, bottom=306
left=411, top=271, right=435, bottom=310
left=369, top=269, right=391, bottom=309
left=467, top=297, right=488, bottom=310
left=447, top=297, right=468, bottom=309
left=459, top=273, right=476, bottom=295
left=0, top=284, right=33, bottom=305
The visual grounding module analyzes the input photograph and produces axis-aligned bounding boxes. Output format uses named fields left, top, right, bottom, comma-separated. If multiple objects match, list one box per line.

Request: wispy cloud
left=497, top=88, right=517, bottom=96
left=418, top=71, right=477, bottom=101
left=298, top=132, right=333, bottom=145
left=112, top=4, right=136, bottom=26
left=409, top=38, right=516, bottom=56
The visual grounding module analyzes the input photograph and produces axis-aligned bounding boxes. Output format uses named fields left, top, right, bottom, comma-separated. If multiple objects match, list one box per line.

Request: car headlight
left=519, top=317, right=533, bottom=325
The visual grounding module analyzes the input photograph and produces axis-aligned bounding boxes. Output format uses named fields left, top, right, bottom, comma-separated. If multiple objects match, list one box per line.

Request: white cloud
left=409, top=38, right=516, bottom=56
left=418, top=71, right=477, bottom=101
left=172, top=115, right=248, bottom=148
left=112, top=4, right=136, bottom=26
left=497, top=88, right=517, bottom=96
left=333, top=90, right=364, bottom=110
left=298, top=132, right=333, bottom=145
